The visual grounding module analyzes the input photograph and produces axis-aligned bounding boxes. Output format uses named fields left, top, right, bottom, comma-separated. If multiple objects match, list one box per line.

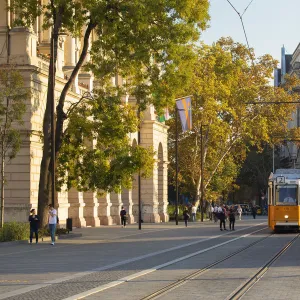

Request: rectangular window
left=275, top=185, right=298, bottom=205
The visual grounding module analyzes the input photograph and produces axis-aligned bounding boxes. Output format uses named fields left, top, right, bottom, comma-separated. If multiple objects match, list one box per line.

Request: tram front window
left=275, top=185, right=298, bottom=205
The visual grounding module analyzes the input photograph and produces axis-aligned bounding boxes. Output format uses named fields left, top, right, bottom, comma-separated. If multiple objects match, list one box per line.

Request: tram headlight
left=284, top=215, right=289, bottom=219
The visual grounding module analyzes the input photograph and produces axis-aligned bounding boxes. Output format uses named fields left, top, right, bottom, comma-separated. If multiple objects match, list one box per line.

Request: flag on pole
left=157, top=107, right=171, bottom=123
left=176, top=96, right=192, bottom=132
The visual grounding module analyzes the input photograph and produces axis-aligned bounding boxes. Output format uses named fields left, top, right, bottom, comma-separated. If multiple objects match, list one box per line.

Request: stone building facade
left=0, top=2, right=169, bottom=226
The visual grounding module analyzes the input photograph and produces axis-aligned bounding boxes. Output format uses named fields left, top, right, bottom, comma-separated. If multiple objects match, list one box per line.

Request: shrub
left=38, top=227, right=69, bottom=237
left=0, top=222, right=30, bottom=242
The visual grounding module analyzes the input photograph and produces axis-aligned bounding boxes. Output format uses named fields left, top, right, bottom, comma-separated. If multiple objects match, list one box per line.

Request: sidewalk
left=0, top=217, right=267, bottom=299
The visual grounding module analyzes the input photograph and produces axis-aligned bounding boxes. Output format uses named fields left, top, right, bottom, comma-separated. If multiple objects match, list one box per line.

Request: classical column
left=64, top=35, right=76, bottom=66
left=110, top=192, right=122, bottom=225
left=141, top=161, right=161, bottom=223
left=131, top=174, right=139, bottom=222
left=158, top=162, right=169, bottom=222
left=83, top=192, right=100, bottom=227
left=56, top=183, right=70, bottom=228
left=68, top=188, right=86, bottom=227
left=121, top=188, right=134, bottom=224
left=98, top=193, right=113, bottom=225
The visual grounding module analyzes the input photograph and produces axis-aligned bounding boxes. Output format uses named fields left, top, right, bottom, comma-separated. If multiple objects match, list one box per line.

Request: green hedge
left=0, top=222, right=30, bottom=242
left=0, top=222, right=69, bottom=242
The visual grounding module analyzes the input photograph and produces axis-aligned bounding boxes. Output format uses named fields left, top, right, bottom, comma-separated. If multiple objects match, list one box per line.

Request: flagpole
left=175, top=106, right=179, bottom=225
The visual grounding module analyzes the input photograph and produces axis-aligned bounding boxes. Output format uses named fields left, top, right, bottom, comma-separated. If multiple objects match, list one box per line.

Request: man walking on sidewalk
left=120, top=206, right=127, bottom=228
left=48, top=204, right=57, bottom=245
left=218, top=205, right=227, bottom=231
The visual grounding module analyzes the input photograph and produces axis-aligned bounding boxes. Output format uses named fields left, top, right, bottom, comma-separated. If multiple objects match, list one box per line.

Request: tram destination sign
left=276, top=176, right=285, bottom=183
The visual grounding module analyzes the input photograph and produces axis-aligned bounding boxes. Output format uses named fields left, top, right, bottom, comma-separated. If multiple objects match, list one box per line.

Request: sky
left=201, top=0, right=299, bottom=66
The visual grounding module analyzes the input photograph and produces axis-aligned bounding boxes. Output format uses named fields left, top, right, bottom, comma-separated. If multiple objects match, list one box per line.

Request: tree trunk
left=37, top=24, right=59, bottom=227
left=38, top=21, right=95, bottom=226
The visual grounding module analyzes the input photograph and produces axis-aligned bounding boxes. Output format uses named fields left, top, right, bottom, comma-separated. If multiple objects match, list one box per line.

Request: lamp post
left=51, top=30, right=56, bottom=207
left=175, top=106, right=179, bottom=225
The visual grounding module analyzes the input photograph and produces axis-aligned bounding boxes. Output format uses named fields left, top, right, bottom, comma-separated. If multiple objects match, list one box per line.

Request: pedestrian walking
left=252, top=205, right=257, bottom=219
left=229, top=206, right=236, bottom=231
left=120, top=206, right=127, bottom=228
left=213, top=205, right=219, bottom=222
left=191, top=204, right=197, bottom=222
left=29, top=209, right=39, bottom=244
left=48, top=204, right=57, bottom=245
left=237, top=205, right=242, bottom=220
left=218, top=205, right=227, bottom=231
left=183, top=208, right=190, bottom=227
left=209, top=205, right=214, bottom=221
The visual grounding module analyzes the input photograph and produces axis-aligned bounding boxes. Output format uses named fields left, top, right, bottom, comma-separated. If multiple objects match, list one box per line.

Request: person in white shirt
left=210, top=205, right=214, bottom=221
left=237, top=205, right=242, bottom=220
left=48, top=204, right=57, bottom=245
left=213, top=206, right=219, bottom=222
left=191, top=205, right=197, bottom=222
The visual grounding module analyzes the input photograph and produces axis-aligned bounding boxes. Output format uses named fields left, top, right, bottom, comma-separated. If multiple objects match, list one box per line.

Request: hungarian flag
left=157, top=107, right=170, bottom=123
left=176, top=96, right=192, bottom=132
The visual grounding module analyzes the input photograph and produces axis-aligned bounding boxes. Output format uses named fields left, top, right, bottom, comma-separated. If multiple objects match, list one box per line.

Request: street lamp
left=51, top=30, right=56, bottom=207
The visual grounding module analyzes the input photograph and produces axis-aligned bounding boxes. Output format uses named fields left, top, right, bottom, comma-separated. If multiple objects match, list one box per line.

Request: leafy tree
left=0, top=66, right=30, bottom=227
left=57, top=87, right=155, bottom=193
left=168, top=38, right=300, bottom=209
left=9, top=0, right=210, bottom=224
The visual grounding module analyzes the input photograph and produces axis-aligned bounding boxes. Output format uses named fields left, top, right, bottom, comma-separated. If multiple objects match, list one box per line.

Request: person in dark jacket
left=229, top=206, right=236, bottom=231
left=29, top=209, right=39, bottom=244
left=120, top=206, right=127, bottom=228
left=183, top=208, right=190, bottom=227
left=218, top=205, right=227, bottom=231
left=252, top=205, right=257, bottom=219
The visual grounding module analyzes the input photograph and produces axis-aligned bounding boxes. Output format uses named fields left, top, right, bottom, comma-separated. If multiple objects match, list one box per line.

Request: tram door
left=268, top=181, right=274, bottom=227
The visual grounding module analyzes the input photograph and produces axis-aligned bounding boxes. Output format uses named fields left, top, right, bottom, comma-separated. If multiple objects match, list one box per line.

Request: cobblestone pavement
left=242, top=232, right=300, bottom=300
left=0, top=217, right=278, bottom=299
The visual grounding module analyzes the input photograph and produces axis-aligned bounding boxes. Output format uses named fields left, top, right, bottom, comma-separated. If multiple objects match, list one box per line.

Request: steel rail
left=140, top=229, right=272, bottom=300
left=228, top=233, right=300, bottom=300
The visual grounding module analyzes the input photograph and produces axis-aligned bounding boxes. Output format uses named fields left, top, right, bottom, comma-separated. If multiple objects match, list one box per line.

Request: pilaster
left=83, top=192, right=100, bottom=227
left=98, top=193, right=113, bottom=225
left=56, top=189, right=70, bottom=228
left=68, top=188, right=86, bottom=228
left=121, top=188, right=134, bottom=224
left=110, top=192, right=123, bottom=225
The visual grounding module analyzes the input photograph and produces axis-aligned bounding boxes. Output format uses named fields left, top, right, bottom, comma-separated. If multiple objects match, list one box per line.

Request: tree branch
left=55, top=20, right=96, bottom=154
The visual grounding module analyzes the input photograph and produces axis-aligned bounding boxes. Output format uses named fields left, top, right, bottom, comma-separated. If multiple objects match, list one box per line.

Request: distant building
left=274, top=45, right=300, bottom=168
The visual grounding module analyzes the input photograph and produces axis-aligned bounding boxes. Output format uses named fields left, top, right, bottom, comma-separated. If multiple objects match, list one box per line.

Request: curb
left=58, top=233, right=83, bottom=239
left=0, top=233, right=82, bottom=245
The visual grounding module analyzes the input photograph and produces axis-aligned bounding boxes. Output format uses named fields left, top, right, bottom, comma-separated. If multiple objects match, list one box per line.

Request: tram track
left=228, top=233, right=300, bottom=300
left=139, top=229, right=273, bottom=300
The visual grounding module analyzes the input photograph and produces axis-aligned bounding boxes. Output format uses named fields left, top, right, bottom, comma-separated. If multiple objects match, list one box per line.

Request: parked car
left=256, top=206, right=262, bottom=215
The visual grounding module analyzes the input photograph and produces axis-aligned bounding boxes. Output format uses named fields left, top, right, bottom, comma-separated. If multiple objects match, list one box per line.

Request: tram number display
left=276, top=176, right=285, bottom=183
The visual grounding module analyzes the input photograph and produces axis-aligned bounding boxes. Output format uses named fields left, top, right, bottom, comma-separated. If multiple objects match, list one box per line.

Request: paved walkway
left=0, top=217, right=271, bottom=299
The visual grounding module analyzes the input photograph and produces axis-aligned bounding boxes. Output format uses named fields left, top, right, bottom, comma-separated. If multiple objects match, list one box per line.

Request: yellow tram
left=268, top=169, right=300, bottom=232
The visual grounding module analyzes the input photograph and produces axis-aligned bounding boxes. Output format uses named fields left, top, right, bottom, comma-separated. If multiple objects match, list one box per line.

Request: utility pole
left=51, top=30, right=56, bottom=207
left=138, top=107, right=142, bottom=230
left=175, top=106, right=179, bottom=225
left=200, top=124, right=204, bottom=222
